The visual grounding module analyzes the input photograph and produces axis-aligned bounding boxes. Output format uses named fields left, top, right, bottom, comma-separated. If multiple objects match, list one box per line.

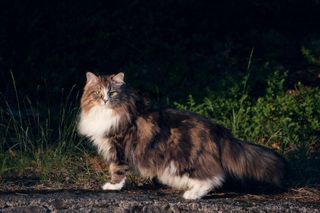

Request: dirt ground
left=0, top=179, right=319, bottom=212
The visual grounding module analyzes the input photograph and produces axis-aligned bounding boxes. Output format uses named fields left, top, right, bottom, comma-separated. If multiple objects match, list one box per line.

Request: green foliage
left=175, top=70, right=320, bottom=185
left=1, top=70, right=319, bottom=186
left=302, top=40, right=320, bottom=66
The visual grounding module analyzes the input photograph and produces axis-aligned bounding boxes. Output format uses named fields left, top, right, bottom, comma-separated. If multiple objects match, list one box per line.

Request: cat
left=78, top=72, right=286, bottom=200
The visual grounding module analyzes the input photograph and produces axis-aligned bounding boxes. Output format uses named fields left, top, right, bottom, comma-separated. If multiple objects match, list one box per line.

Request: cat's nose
left=102, top=99, right=108, bottom=104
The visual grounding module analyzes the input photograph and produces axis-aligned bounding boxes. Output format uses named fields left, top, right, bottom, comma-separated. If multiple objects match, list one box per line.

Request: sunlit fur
left=78, top=72, right=286, bottom=200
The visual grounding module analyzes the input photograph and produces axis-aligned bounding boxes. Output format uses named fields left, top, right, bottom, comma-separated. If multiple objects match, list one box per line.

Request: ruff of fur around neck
left=78, top=106, right=120, bottom=139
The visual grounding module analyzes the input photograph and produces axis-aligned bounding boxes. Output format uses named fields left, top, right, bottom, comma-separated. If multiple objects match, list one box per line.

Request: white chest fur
left=78, top=106, right=120, bottom=139
left=78, top=106, right=120, bottom=160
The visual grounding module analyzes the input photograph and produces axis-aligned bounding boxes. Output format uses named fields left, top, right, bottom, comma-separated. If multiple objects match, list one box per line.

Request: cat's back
left=155, top=108, right=216, bottom=129
left=147, top=108, right=233, bottom=145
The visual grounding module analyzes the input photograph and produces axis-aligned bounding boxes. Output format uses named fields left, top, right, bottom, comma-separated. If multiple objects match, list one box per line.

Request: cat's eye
left=108, top=91, right=118, bottom=98
left=95, top=90, right=102, bottom=97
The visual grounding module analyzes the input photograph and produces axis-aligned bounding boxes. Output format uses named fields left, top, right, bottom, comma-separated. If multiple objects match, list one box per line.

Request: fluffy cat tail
left=221, top=139, right=286, bottom=186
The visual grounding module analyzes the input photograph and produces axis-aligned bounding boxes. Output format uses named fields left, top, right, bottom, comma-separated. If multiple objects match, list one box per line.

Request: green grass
left=0, top=72, right=108, bottom=187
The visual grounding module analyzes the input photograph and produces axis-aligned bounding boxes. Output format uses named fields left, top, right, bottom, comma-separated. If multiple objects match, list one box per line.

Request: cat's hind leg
left=183, top=175, right=225, bottom=200
left=102, top=163, right=128, bottom=191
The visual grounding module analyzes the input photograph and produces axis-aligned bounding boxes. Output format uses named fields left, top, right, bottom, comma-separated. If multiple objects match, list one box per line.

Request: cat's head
left=80, top=72, right=126, bottom=112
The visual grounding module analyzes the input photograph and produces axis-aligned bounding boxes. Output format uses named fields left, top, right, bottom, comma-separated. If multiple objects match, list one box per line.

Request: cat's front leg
left=102, top=162, right=128, bottom=190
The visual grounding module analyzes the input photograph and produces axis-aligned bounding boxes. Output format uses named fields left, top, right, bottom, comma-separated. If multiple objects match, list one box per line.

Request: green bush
left=175, top=70, right=320, bottom=185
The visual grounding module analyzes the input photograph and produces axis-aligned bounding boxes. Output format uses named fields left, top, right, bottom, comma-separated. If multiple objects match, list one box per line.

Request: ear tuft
left=86, top=72, right=98, bottom=84
left=112, top=72, right=125, bottom=85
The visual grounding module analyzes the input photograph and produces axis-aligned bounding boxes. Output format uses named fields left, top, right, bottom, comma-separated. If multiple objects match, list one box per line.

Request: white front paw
left=101, top=178, right=126, bottom=190
left=183, top=190, right=201, bottom=200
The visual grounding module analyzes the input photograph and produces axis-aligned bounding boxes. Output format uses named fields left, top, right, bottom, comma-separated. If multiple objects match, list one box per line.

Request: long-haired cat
left=78, top=72, right=286, bottom=200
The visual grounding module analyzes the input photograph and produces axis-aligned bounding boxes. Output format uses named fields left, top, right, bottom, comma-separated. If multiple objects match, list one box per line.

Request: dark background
left=1, top=0, right=320, bottom=104
left=0, top=0, right=319, bottom=188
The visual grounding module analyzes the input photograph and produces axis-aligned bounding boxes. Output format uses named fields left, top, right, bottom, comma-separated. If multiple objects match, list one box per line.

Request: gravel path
left=0, top=189, right=319, bottom=212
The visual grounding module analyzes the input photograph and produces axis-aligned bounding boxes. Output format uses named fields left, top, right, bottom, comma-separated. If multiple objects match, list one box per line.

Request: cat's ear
left=86, top=72, right=98, bottom=85
left=111, top=72, right=125, bottom=85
